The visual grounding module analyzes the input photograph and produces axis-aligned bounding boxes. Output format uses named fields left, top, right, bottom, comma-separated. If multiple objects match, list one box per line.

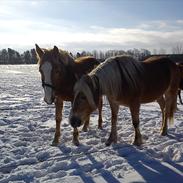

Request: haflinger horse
left=70, top=55, right=180, bottom=146
left=35, top=44, right=103, bottom=146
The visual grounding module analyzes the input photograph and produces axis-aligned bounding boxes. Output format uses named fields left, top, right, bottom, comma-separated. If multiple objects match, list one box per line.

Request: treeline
left=0, top=47, right=151, bottom=64
left=75, top=48, right=151, bottom=61
left=0, top=48, right=37, bottom=64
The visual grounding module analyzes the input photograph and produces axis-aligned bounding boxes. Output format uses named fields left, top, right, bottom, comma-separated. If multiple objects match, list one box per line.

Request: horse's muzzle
left=44, top=96, right=54, bottom=105
left=70, top=116, right=82, bottom=128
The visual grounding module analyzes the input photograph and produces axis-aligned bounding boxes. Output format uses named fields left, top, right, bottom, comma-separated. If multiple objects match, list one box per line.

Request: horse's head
left=35, top=44, right=74, bottom=104
left=69, top=75, right=98, bottom=128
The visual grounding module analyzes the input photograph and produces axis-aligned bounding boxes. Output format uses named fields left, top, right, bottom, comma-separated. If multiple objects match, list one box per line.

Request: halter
left=42, top=81, right=55, bottom=90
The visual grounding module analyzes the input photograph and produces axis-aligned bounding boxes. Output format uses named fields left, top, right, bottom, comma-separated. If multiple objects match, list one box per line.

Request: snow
left=0, top=65, right=183, bottom=183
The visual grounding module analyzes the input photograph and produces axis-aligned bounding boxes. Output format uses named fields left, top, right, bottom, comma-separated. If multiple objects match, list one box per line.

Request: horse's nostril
left=70, top=116, right=82, bottom=128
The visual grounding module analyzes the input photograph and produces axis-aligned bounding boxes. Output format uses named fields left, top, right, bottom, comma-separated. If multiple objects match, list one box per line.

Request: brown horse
left=70, top=55, right=180, bottom=146
left=177, top=63, right=183, bottom=104
left=35, top=44, right=103, bottom=146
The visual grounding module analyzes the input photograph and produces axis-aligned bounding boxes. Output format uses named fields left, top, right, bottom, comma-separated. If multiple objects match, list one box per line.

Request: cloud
left=0, top=18, right=183, bottom=53
left=176, top=20, right=183, bottom=24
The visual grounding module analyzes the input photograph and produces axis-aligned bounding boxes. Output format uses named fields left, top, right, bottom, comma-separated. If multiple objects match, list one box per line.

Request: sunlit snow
left=0, top=65, right=182, bottom=182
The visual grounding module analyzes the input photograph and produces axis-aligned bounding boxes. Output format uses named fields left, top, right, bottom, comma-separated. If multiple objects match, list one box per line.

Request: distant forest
left=0, top=48, right=37, bottom=64
left=0, top=47, right=151, bottom=64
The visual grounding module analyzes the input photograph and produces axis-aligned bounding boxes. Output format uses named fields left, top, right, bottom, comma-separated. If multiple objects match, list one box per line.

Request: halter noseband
left=42, top=81, right=55, bottom=90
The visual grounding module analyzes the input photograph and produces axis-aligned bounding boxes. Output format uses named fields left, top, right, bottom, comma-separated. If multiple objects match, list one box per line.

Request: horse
left=177, top=63, right=183, bottom=104
left=35, top=44, right=103, bottom=146
left=69, top=55, right=180, bottom=146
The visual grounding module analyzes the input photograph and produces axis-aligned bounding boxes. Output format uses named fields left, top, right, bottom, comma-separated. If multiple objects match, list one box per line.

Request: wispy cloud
left=176, top=20, right=183, bottom=24
left=1, top=19, right=183, bottom=53
left=0, top=0, right=183, bottom=53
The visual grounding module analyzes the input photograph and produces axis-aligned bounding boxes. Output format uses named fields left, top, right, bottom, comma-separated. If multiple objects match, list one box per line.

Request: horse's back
left=75, top=56, right=99, bottom=64
left=140, top=57, right=180, bottom=103
left=74, top=56, right=100, bottom=76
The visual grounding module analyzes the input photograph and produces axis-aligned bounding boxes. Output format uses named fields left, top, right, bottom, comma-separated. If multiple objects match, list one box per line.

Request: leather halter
left=42, top=81, right=55, bottom=90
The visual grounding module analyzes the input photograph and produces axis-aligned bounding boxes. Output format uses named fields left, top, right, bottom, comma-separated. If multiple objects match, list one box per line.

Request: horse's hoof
left=160, top=130, right=167, bottom=136
left=132, top=142, right=141, bottom=146
left=82, top=127, right=88, bottom=132
left=51, top=141, right=59, bottom=146
left=105, top=135, right=117, bottom=146
left=132, top=139, right=142, bottom=146
left=73, top=142, right=80, bottom=146
left=105, top=141, right=111, bottom=146
left=73, top=140, right=80, bottom=146
left=105, top=139, right=116, bottom=146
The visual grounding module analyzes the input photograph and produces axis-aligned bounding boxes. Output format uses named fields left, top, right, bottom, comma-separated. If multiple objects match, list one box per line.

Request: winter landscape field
left=0, top=64, right=183, bottom=183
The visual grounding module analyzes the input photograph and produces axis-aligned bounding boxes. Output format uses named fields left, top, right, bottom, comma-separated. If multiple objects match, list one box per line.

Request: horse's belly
left=140, top=95, right=161, bottom=103
left=140, top=89, right=166, bottom=103
left=117, top=86, right=168, bottom=105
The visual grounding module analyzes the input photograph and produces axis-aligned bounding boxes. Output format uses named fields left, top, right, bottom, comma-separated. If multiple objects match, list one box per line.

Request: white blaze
left=41, top=62, right=53, bottom=104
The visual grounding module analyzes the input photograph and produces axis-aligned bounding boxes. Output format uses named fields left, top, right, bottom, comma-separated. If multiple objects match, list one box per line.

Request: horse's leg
left=156, top=96, right=165, bottom=131
left=82, top=96, right=103, bottom=132
left=160, top=95, right=170, bottom=136
left=98, top=96, right=103, bottom=129
left=105, top=98, right=119, bottom=146
left=52, top=97, right=63, bottom=146
left=161, top=91, right=178, bottom=136
left=130, top=102, right=142, bottom=146
left=73, top=128, right=79, bottom=146
left=161, top=65, right=180, bottom=135
left=178, top=89, right=183, bottom=104
left=82, top=115, right=90, bottom=132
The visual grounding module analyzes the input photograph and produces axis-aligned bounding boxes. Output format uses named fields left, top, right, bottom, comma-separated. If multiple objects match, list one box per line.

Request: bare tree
left=172, top=43, right=183, bottom=54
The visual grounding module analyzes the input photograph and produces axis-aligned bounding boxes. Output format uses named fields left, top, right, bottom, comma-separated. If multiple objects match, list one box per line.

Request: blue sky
left=0, top=0, right=183, bottom=53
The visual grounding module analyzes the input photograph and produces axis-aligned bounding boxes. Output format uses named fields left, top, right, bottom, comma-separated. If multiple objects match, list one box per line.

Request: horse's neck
left=69, top=61, right=85, bottom=80
left=64, top=64, right=77, bottom=83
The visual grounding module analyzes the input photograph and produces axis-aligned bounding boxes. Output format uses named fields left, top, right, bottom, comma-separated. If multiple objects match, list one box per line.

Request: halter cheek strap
left=42, top=81, right=55, bottom=90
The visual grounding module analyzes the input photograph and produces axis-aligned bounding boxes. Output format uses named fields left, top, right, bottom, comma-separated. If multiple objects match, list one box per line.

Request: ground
left=0, top=65, right=182, bottom=183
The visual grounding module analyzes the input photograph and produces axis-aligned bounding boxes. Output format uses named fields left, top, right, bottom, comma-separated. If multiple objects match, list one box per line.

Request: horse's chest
left=55, top=86, right=74, bottom=101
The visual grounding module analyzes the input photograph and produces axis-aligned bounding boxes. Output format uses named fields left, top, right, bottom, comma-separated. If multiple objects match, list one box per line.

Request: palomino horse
left=70, top=55, right=180, bottom=146
left=35, top=44, right=103, bottom=146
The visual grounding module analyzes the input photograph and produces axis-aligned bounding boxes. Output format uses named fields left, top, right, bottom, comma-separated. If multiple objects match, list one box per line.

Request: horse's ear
left=53, top=46, right=59, bottom=56
left=35, top=44, right=44, bottom=58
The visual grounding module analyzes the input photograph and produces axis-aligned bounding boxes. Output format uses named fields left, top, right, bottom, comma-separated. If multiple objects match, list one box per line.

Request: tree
left=7, top=48, right=22, bottom=64
left=172, top=43, right=183, bottom=54
left=30, top=49, right=37, bottom=64
left=22, top=51, right=31, bottom=64
left=0, top=49, right=8, bottom=64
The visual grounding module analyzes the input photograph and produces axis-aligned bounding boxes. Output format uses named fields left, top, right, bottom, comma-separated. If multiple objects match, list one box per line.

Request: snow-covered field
left=0, top=65, right=183, bottom=183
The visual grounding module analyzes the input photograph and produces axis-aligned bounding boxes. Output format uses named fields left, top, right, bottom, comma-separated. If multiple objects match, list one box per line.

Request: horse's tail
left=166, top=62, right=180, bottom=124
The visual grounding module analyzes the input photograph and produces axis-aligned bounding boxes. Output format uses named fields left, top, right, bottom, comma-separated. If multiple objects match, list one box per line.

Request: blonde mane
left=89, top=55, right=144, bottom=98
left=74, top=77, right=97, bottom=109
